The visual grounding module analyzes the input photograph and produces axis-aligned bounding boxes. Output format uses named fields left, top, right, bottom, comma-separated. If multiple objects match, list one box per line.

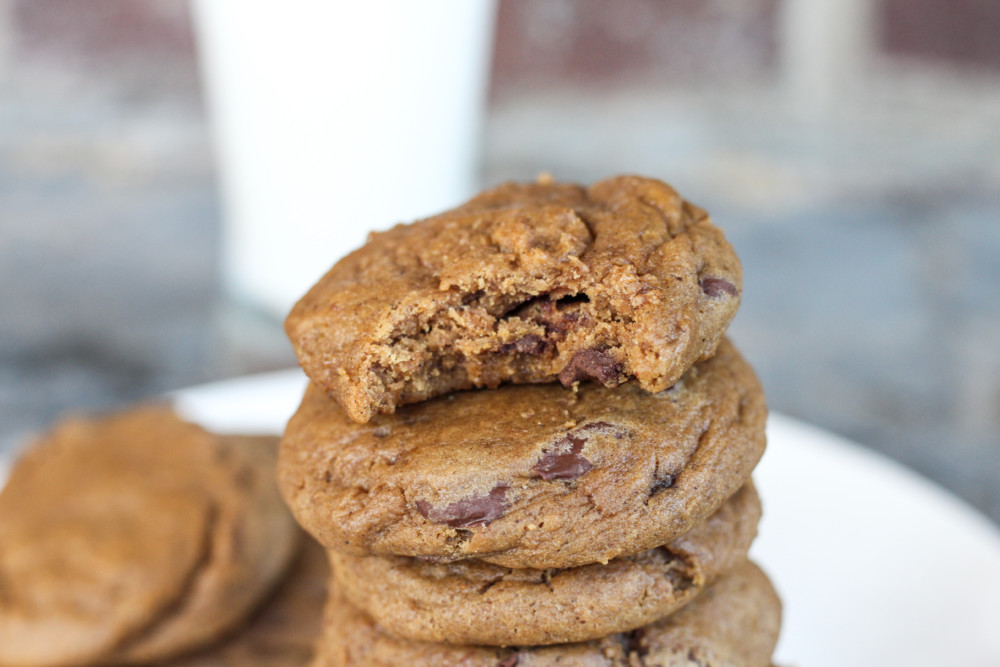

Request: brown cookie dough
left=167, top=538, right=328, bottom=667
left=312, top=560, right=782, bottom=667
left=286, top=174, right=742, bottom=423
left=0, top=408, right=300, bottom=667
left=329, top=482, right=760, bottom=646
left=279, top=338, right=766, bottom=569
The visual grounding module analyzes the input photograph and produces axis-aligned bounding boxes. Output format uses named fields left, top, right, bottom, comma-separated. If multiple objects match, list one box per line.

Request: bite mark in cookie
left=286, top=175, right=743, bottom=423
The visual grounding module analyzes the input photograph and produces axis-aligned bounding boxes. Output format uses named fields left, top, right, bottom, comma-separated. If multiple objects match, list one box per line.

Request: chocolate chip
left=499, top=334, right=552, bottom=356
left=534, top=434, right=593, bottom=481
left=649, top=473, right=676, bottom=496
left=372, top=425, right=391, bottom=438
left=507, top=295, right=589, bottom=337
left=496, top=656, right=519, bottom=667
left=558, top=348, right=623, bottom=387
left=415, top=484, right=510, bottom=528
left=542, top=309, right=584, bottom=336
left=520, top=334, right=552, bottom=354
left=700, top=277, right=738, bottom=298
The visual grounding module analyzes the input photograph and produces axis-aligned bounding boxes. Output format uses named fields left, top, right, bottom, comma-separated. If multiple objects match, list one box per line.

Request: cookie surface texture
left=280, top=338, right=765, bottom=569
left=311, top=560, right=781, bottom=667
left=328, top=482, right=760, bottom=646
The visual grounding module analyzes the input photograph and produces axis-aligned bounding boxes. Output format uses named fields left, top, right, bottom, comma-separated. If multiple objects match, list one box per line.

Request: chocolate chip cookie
left=312, top=560, right=781, bottom=667
left=0, top=408, right=300, bottom=667
left=286, top=174, right=741, bottom=423
left=279, top=338, right=765, bottom=569
left=328, top=482, right=759, bottom=646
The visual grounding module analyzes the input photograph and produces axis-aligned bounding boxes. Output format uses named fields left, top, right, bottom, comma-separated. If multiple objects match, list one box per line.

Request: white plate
left=6, top=369, right=1000, bottom=665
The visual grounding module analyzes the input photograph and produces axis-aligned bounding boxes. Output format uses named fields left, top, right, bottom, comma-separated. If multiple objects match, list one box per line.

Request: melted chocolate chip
left=415, top=485, right=510, bottom=528
left=649, top=473, right=676, bottom=497
left=558, top=348, right=623, bottom=386
left=534, top=434, right=593, bottom=481
left=544, top=310, right=584, bottom=336
left=499, top=334, right=552, bottom=356
left=506, top=295, right=590, bottom=338
left=496, top=656, right=519, bottom=667
left=700, top=277, right=738, bottom=298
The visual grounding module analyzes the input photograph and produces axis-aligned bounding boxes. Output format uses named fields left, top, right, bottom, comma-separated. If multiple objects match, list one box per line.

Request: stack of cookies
left=279, top=175, right=781, bottom=666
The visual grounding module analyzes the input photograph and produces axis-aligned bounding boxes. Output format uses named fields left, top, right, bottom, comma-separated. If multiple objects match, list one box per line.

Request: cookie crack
left=571, top=205, right=598, bottom=239
left=645, top=421, right=709, bottom=505
left=735, top=395, right=748, bottom=424
left=477, top=577, right=505, bottom=595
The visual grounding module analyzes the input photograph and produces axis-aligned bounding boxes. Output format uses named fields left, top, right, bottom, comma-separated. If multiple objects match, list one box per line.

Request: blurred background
left=0, top=0, right=998, bottom=525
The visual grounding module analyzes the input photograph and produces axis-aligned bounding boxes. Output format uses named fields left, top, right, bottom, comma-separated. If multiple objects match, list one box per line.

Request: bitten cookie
left=286, top=174, right=742, bottom=423
left=167, top=538, right=328, bottom=667
left=312, top=560, right=782, bottom=667
left=280, top=338, right=766, bottom=569
left=329, top=482, right=760, bottom=646
left=0, top=408, right=300, bottom=667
